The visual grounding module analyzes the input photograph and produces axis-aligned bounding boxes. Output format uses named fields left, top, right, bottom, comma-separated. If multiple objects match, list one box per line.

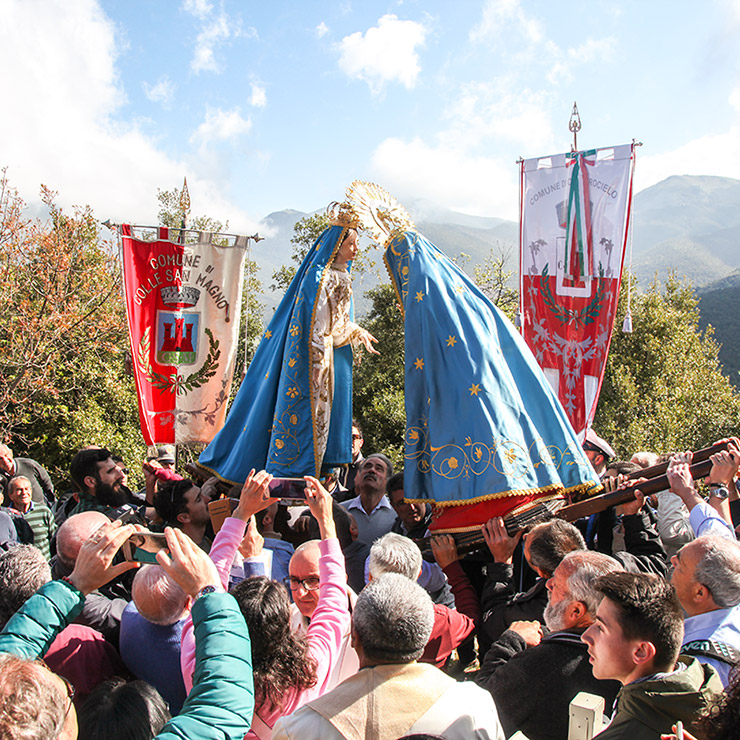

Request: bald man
left=52, top=512, right=130, bottom=644
left=288, top=540, right=360, bottom=689
left=120, top=565, right=189, bottom=713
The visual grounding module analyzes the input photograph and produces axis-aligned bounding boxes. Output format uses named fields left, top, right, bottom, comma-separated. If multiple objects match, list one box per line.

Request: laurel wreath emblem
left=540, top=263, right=607, bottom=327
left=137, top=326, right=221, bottom=395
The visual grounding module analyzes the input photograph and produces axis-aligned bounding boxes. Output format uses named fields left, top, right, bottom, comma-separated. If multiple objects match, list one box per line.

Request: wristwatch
left=708, top=484, right=730, bottom=500
left=194, top=585, right=222, bottom=602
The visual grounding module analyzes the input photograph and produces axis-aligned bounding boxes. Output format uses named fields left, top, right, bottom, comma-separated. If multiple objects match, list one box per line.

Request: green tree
left=0, top=173, right=145, bottom=486
left=353, top=283, right=406, bottom=468
left=594, top=274, right=740, bottom=457
left=473, top=246, right=518, bottom=321
left=271, top=212, right=330, bottom=292
left=157, top=186, right=227, bottom=234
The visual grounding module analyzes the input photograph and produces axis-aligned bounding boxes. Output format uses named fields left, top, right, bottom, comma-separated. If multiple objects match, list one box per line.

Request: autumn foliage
left=0, top=171, right=143, bottom=481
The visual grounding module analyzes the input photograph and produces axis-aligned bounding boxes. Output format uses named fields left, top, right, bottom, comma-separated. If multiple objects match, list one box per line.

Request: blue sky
left=2, top=0, right=739, bottom=234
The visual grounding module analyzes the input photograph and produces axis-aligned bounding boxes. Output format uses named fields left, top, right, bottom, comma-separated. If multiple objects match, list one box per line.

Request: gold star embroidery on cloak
left=264, top=330, right=272, bottom=338
left=446, top=335, right=457, bottom=347
left=469, top=383, right=481, bottom=396
left=415, top=291, right=424, bottom=302
left=414, top=357, right=424, bottom=370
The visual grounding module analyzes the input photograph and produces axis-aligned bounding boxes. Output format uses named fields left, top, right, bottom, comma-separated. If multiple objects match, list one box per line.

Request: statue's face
left=335, top=230, right=358, bottom=264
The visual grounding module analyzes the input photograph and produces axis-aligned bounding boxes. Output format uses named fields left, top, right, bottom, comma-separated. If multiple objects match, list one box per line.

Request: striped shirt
left=9, top=502, right=56, bottom=560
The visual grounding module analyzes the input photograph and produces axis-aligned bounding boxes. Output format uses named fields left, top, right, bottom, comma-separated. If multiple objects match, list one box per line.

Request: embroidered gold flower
left=289, top=324, right=300, bottom=337
left=290, top=414, right=298, bottom=425
left=288, top=357, right=297, bottom=367
left=286, top=386, right=299, bottom=398
left=275, top=439, right=284, bottom=449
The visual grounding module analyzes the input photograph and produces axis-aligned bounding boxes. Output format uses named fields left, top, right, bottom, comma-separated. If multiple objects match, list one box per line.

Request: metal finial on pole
left=180, top=177, right=191, bottom=226
left=569, top=102, right=582, bottom=152
left=178, top=177, right=190, bottom=245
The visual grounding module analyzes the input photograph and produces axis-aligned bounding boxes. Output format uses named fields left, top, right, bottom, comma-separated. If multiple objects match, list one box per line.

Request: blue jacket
left=0, top=579, right=254, bottom=740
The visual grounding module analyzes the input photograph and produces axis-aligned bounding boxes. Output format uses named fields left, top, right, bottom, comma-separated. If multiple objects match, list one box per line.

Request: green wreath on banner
left=540, top=262, right=607, bottom=327
left=137, top=326, right=221, bottom=396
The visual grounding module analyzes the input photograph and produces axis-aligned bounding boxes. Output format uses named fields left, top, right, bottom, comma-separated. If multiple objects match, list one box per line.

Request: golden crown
left=326, top=201, right=362, bottom=229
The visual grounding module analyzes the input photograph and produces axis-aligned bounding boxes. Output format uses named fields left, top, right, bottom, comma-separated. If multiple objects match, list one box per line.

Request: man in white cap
left=582, top=429, right=615, bottom=479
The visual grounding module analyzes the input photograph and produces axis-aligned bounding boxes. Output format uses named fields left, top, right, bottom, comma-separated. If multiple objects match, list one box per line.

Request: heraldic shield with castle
left=121, top=225, right=249, bottom=446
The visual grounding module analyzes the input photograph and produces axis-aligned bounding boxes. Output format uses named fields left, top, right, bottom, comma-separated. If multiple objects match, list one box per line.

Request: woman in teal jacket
left=0, top=522, right=254, bottom=740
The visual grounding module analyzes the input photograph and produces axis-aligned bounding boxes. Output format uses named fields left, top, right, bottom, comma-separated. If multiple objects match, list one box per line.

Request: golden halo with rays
left=346, top=180, right=415, bottom=245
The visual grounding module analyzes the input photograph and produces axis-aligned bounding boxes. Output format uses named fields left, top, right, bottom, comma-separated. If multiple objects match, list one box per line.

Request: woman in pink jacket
left=180, top=471, right=351, bottom=739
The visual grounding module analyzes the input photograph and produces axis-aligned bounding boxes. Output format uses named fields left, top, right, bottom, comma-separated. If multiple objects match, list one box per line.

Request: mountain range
left=251, top=174, right=740, bottom=381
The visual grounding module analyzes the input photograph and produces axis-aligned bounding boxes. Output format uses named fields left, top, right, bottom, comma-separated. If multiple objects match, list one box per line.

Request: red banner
left=520, top=144, right=635, bottom=436
left=121, top=225, right=247, bottom=446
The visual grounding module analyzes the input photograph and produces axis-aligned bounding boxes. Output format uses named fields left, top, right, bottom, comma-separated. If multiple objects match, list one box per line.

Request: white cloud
left=470, top=0, right=543, bottom=44
left=371, top=137, right=519, bottom=219
left=337, top=14, right=427, bottom=94
left=0, top=0, right=260, bottom=232
left=142, top=76, right=175, bottom=107
left=190, top=107, right=252, bottom=146
left=250, top=83, right=267, bottom=108
left=470, top=1, right=613, bottom=86
left=315, top=21, right=329, bottom=38
left=182, top=0, right=212, bottom=20
left=637, top=122, right=740, bottom=192
left=370, top=84, right=557, bottom=220
left=183, top=0, right=255, bottom=75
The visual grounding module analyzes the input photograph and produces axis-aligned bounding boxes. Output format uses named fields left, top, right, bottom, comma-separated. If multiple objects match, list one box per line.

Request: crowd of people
left=1, top=425, right=740, bottom=740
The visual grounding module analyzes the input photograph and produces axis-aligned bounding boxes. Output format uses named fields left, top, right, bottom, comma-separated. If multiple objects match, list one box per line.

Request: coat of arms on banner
left=520, top=144, right=635, bottom=437
left=156, top=310, right=200, bottom=365
left=121, top=225, right=248, bottom=446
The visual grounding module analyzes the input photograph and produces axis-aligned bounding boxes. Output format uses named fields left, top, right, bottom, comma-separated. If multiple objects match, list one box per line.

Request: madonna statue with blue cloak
left=347, top=181, right=601, bottom=534
left=196, top=201, right=378, bottom=485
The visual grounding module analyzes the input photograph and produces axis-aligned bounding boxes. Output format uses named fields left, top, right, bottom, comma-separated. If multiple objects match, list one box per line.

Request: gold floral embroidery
left=405, top=415, right=597, bottom=492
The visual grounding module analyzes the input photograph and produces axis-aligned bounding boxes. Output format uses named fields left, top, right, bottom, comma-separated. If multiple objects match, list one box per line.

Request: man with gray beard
left=476, top=550, right=623, bottom=740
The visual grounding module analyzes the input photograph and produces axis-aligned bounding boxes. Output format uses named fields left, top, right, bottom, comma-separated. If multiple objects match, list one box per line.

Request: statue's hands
left=359, top=329, right=379, bottom=355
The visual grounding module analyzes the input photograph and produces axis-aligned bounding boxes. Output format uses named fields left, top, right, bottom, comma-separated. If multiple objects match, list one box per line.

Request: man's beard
left=94, top=479, right=128, bottom=507
left=543, top=597, right=570, bottom=633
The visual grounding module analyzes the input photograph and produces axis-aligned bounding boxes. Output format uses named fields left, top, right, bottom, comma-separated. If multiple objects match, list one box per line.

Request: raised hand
left=430, top=534, right=460, bottom=569
left=482, top=516, right=521, bottom=564
left=156, top=527, right=222, bottom=598
left=68, top=520, right=140, bottom=595
left=304, top=476, right=336, bottom=540
left=234, top=469, right=277, bottom=522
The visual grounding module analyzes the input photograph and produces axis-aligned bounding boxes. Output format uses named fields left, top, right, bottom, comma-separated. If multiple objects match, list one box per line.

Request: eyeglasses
left=283, top=576, right=320, bottom=591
